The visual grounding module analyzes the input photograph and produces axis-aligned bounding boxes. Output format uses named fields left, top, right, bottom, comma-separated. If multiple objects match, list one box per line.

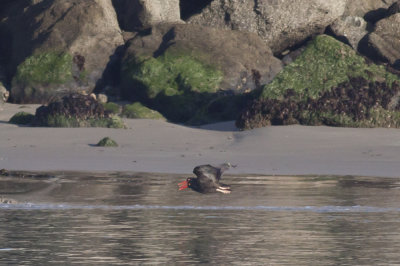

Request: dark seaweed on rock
left=35, top=94, right=108, bottom=120
left=236, top=77, right=400, bottom=129
left=32, top=94, right=113, bottom=127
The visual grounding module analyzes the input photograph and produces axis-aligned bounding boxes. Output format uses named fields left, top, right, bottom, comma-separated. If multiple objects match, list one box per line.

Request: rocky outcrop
left=124, top=23, right=282, bottom=94
left=0, top=65, right=7, bottom=103
left=112, top=0, right=182, bottom=31
left=0, top=0, right=15, bottom=19
left=330, top=0, right=399, bottom=51
left=236, top=35, right=400, bottom=129
left=2, top=0, right=124, bottom=103
left=330, top=16, right=368, bottom=49
left=342, top=0, right=398, bottom=22
left=121, top=23, right=282, bottom=122
left=387, top=1, right=400, bottom=16
left=121, top=102, right=166, bottom=120
left=360, top=13, right=400, bottom=69
left=32, top=94, right=125, bottom=128
left=187, top=0, right=346, bottom=54
left=0, top=83, right=9, bottom=103
left=180, top=0, right=213, bottom=20
left=1, top=0, right=400, bottom=128
left=34, top=94, right=108, bottom=123
left=237, top=77, right=400, bottom=129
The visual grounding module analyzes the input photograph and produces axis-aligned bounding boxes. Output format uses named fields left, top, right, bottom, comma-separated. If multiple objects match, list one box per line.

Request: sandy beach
left=0, top=103, right=400, bottom=177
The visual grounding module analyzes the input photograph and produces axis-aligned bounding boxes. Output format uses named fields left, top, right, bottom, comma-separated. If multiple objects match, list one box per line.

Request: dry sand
left=1, top=103, right=400, bottom=177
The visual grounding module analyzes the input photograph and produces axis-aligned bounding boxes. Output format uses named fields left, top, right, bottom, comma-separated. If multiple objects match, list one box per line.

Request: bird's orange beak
left=178, top=180, right=188, bottom=190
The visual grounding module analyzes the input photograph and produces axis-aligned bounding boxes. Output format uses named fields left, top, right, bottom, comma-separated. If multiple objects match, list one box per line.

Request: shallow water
left=1, top=172, right=400, bottom=265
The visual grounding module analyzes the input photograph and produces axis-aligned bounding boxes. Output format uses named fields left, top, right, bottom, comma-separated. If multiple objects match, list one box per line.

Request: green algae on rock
left=14, top=52, right=73, bottom=86
left=121, top=23, right=282, bottom=124
left=8, top=111, right=35, bottom=125
left=261, top=35, right=399, bottom=100
left=122, top=52, right=222, bottom=122
left=121, top=102, right=166, bottom=120
left=97, top=137, right=118, bottom=147
left=4, top=0, right=124, bottom=104
left=237, top=35, right=400, bottom=130
left=102, top=102, right=122, bottom=115
left=10, top=51, right=89, bottom=104
left=123, top=52, right=222, bottom=98
left=237, top=77, right=400, bottom=129
left=11, top=52, right=76, bottom=103
left=40, top=114, right=125, bottom=128
left=33, top=94, right=126, bottom=128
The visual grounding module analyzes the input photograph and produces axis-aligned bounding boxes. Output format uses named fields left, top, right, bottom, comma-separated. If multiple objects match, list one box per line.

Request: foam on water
left=1, top=203, right=399, bottom=213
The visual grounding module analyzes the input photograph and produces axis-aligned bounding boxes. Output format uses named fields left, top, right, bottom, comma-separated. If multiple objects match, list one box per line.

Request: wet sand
left=1, top=103, right=400, bottom=177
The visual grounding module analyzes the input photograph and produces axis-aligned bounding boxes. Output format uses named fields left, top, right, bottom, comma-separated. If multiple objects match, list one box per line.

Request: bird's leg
left=218, top=184, right=231, bottom=189
left=216, top=187, right=231, bottom=194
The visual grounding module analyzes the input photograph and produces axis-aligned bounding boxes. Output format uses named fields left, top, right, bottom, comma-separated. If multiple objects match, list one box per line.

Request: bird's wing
left=215, top=163, right=236, bottom=180
left=216, top=163, right=231, bottom=178
left=193, top=164, right=220, bottom=184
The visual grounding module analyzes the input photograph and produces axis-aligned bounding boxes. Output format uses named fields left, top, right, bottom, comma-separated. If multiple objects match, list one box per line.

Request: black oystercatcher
left=178, top=163, right=236, bottom=194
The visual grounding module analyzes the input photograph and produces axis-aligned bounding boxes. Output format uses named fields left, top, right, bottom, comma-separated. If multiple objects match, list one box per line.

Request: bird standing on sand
left=178, top=163, right=236, bottom=194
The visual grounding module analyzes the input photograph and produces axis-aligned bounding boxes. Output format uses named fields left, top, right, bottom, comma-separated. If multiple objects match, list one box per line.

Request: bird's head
left=178, top=178, right=194, bottom=191
left=224, top=162, right=237, bottom=168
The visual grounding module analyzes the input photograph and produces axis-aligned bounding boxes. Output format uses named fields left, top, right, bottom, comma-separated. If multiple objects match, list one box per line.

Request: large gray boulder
left=387, top=1, right=400, bottom=16
left=0, top=55, right=8, bottom=103
left=330, top=16, right=368, bottom=49
left=187, top=0, right=346, bottom=54
left=343, top=0, right=398, bottom=22
left=122, top=23, right=282, bottom=96
left=121, top=23, right=282, bottom=122
left=361, top=13, right=400, bottom=68
left=0, top=62, right=8, bottom=103
left=0, top=1, right=13, bottom=20
left=1, top=0, right=124, bottom=103
left=0, top=83, right=9, bottom=103
left=329, top=0, right=399, bottom=51
left=112, top=0, right=182, bottom=31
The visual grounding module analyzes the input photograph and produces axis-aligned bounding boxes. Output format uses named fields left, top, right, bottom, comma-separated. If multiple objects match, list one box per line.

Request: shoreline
left=1, top=103, right=400, bottom=178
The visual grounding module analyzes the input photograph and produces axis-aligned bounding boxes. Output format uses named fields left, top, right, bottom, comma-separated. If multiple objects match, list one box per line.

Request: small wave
left=0, top=248, right=17, bottom=252
left=0, top=203, right=399, bottom=213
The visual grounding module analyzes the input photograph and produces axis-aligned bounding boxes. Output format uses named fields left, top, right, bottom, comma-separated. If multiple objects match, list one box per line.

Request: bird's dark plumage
left=178, top=163, right=236, bottom=194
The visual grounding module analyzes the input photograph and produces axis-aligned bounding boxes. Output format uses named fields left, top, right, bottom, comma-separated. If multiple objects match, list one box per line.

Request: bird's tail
left=226, top=162, right=237, bottom=168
